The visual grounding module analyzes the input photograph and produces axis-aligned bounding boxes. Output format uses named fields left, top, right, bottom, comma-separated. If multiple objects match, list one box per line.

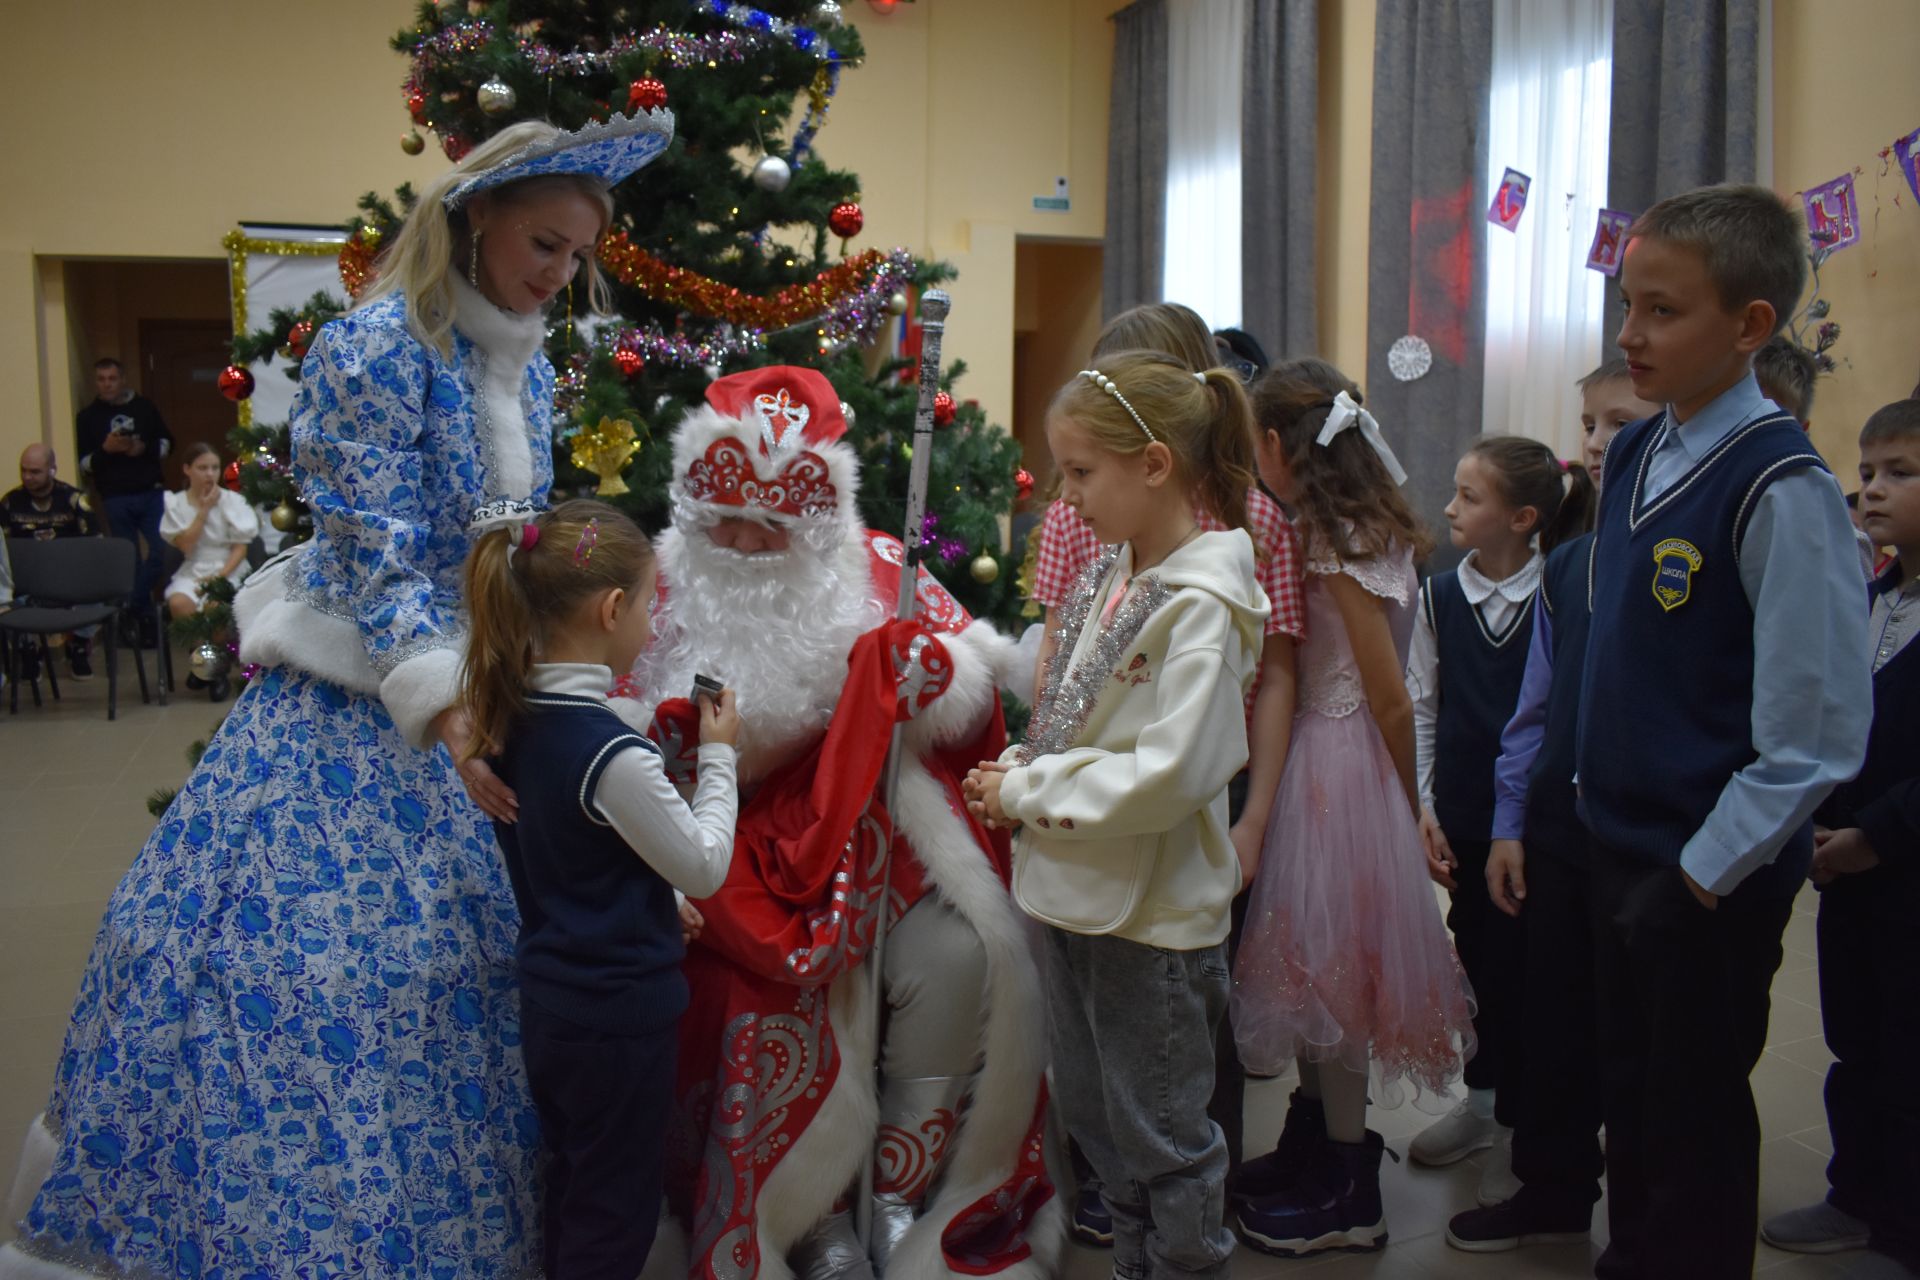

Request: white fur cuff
left=380, top=647, right=465, bottom=749
left=235, top=559, right=382, bottom=697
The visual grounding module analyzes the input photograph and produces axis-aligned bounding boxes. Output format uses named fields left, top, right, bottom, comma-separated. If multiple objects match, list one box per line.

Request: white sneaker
left=1476, top=1127, right=1520, bottom=1206
left=1409, top=1101, right=1500, bottom=1167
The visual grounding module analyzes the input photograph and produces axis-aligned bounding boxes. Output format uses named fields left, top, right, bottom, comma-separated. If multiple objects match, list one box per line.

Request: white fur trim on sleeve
left=235, top=557, right=382, bottom=696
left=379, top=646, right=465, bottom=749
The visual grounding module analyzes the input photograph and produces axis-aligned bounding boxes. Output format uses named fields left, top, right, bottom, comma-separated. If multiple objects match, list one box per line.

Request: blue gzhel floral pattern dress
left=11, top=289, right=555, bottom=1279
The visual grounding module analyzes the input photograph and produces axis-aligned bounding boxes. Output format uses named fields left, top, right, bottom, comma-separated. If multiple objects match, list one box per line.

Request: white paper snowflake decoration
left=1388, top=335, right=1433, bottom=382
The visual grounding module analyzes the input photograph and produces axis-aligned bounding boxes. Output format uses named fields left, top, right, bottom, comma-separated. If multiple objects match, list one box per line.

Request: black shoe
left=1230, top=1088, right=1329, bottom=1205
left=1446, top=1194, right=1592, bottom=1253
left=1068, top=1183, right=1113, bottom=1248
left=1237, top=1130, right=1393, bottom=1258
left=66, top=638, right=94, bottom=680
left=209, top=675, right=232, bottom=701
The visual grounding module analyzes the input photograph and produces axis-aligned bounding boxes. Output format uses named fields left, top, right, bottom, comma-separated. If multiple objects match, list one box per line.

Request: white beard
left=636, top=520, right=886, bottom=783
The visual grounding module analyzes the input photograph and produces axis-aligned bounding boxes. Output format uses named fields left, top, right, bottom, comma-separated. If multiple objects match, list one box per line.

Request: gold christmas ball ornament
left=477, top=77, right=516, bottom=116
left=271, top=502, right=300, bottom=532
left=886, top=291, right=909, bottom=316
left=970, top=552, right=1001, bottom=584
left=568, top=416, right=642, bottom=496
left=189, top=644, right=224, bottom=682
left=400, top=130, right=426, bottom=155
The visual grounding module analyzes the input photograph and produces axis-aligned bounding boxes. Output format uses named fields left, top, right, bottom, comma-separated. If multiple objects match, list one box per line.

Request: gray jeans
left=1044, top=927, right=1233, bottom=1280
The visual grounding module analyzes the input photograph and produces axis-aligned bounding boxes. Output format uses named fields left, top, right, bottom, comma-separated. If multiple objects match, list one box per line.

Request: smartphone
left=691, top=673, right=724, bottom=705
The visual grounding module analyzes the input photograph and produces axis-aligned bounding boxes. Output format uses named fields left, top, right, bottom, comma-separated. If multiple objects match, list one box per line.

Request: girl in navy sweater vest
left=1404, top=437, right=1592, bottom=1201
left=460, top=500, right=742, bottom=1280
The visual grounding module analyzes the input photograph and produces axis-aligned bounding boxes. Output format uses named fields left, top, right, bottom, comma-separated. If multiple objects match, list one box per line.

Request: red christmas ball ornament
left=406, top=84, right=428, bottom=125
left=442, top=133, right=472, bottom=162
left=627, top=77, right=668, bottom=112
left=285, top=319, right=315, bottom=360
left=1015, top=467, right=1034, bottom=501
left=612, top=347, right=645, bottom=377
left=828, top=201, right=864, bottom=239
left=221, top=459, right=242, bottom=491
left=933, top=390, right=956, bottom=427
left=217, top=364, right=256, bottom=402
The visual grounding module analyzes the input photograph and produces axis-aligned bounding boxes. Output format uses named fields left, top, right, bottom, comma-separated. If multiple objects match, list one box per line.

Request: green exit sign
left=1032, top=196, right=1070, bottom=212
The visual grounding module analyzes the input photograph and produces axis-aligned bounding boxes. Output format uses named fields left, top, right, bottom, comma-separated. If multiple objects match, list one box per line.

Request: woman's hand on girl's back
left=434, top=707, right=520, bottom=823
left=699, top=688, right=740, bottom=748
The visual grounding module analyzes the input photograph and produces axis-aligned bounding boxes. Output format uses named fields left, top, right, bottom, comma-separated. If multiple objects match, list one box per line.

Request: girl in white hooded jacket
left=968, top=351, right=1269, bottom=1280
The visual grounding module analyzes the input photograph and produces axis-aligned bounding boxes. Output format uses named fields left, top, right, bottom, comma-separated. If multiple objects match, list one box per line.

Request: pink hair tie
left=519, top=523, right=541, bottom=551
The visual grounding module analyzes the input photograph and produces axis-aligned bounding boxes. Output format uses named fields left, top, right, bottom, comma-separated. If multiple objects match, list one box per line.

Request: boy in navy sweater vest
left=1576, top=186, right=1871, bottom=1280
left=1762, top=400, right=1920, bottom=1280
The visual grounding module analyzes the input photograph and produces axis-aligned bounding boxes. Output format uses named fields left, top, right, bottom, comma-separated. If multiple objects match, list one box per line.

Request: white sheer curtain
left=1162, top=0, right=1246, bottom=330
left=1482, top=0, right=1613, bottom=457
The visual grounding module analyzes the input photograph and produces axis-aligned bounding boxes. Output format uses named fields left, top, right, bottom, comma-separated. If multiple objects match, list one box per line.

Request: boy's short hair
left=1860, top=398, right=1920, bottom=446
left=1628, top=184, right=1806, bottom=336
left=1753, top=337, right=1818, bottom=421
left=92, top=356, right=123, bottom=372
left=1577, top=357, right=1632, bottom=391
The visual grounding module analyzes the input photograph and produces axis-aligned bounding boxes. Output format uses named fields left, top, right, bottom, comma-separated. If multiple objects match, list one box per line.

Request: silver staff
left=855, top=287, right=950, bottom=1253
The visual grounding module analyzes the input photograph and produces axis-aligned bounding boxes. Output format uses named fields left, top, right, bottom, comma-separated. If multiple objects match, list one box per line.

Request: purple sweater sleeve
left=1491, top=591, right=1555, bottom=841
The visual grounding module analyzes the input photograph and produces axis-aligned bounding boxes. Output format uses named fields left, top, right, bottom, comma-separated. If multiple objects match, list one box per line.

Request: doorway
left=139, top=319, right=238, bottom=489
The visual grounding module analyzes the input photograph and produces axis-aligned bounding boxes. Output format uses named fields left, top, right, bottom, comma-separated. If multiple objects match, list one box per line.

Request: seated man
left=615, top=367, right=1062, bottom=1280
left=2, top=443, right=103, bottom=678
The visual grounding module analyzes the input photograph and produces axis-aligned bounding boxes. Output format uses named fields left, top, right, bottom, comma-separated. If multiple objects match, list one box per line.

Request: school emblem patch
left=1651, top=537, right=1702, bottom=612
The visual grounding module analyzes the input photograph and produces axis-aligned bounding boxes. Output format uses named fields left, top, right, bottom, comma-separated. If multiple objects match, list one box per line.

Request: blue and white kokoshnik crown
left=443, top=107, right=676, bottom=210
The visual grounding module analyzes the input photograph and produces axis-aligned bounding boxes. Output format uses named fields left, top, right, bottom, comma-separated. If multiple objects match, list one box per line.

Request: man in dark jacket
left=74, top=357, right=172, bottom=641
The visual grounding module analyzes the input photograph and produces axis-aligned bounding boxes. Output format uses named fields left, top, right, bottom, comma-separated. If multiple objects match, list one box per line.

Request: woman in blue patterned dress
left=1, top=110, right=674, bottom=1280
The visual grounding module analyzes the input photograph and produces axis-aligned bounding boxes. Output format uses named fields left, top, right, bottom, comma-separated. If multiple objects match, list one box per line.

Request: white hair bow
left=1314, top=390, right=1408, bottom=486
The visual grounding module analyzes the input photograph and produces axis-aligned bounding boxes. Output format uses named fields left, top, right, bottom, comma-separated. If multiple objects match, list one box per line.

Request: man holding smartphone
left=75, top=356, right=173, bottom=643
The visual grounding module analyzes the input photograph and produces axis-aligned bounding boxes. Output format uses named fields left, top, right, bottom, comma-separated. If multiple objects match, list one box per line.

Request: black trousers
left=1817, top=867, right=1920, bottom=1273
left=1589, top=845, right=1793, bottom=1280
left=1446, top=837, right=1528, bottom=1120
left=521, top=999, right=677, bottom=1280
left=1509, top=846, right=1603, bottom=1214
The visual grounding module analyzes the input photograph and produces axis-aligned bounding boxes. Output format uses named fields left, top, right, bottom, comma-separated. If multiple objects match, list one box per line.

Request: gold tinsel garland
left=222, top=229, right=348, bottom=427
left=595, top=234, right=886, bottom=329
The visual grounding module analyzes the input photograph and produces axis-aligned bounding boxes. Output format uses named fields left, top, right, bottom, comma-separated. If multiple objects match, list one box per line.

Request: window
left=1162, top=0, right=1247, bottom=329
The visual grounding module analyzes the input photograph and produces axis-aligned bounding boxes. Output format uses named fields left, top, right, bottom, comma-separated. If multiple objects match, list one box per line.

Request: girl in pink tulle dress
left=1227, top=363, right=1476, bottom=1259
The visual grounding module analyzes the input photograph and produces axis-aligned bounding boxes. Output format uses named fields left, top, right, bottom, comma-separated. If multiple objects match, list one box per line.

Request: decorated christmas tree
left=224, top=0, right=1031, bottom=636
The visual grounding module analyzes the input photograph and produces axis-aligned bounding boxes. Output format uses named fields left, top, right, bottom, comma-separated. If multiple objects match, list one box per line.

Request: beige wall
left=0, top=0, right=1113, bottom=470
left=1312, top=0, right=1920, bottom=478
left=1773, top=0, right=1920, bottom=474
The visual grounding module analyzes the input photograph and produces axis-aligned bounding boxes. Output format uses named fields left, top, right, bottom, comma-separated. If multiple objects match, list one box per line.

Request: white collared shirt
left=1407, top=549, right=1545, bottom=810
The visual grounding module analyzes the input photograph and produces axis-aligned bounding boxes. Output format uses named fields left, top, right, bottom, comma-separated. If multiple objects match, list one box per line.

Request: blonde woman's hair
left=1049, top=349, right=1257, bottom=532
left=1092, top=302, right=1221, bottom=374
left=363, top=121, right=616, bottom=358
left=459, top=498, right=655, bottom=762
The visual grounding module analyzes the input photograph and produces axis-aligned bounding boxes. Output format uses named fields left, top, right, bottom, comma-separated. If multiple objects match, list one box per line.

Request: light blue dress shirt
left=1643, top=374, right=1872, bottom=894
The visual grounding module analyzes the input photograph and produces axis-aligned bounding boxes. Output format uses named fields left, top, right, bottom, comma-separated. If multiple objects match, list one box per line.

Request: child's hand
left=679, top=899, right=706, bottom=944
left=1810, top=827, right=1880, bottom=887
left=1229, top=819, right=1263, bottom=891
left=1486, top=839, right=1527, bottom=916
left=698, top=688, right=741, bottom=748
left=967, top=762, right=1016, bottom=830
left=1419, top=807, right=1458, bottom=890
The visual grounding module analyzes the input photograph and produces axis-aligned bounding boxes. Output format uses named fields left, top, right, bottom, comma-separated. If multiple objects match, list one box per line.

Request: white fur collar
left=449, top=275, right=547, bottom=370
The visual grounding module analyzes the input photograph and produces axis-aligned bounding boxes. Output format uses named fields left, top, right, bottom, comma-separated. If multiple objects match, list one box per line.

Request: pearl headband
left=1077, top=369, right=1158, bottom=442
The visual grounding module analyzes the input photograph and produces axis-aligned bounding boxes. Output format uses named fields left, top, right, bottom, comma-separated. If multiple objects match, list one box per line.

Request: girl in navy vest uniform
left=1229, top=369, right=1475, bottom=1257
left=1404, top=437, right=1592, bottom=1202
left=460, top=500, right=741, bottom=1280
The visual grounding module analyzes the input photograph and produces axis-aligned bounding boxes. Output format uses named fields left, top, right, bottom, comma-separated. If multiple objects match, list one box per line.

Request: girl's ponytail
left=1540, top=462, right=1597, bottom=552
left=460, top=525, right=537, bottom=763
left=1194, top=366, right=1256, bottom=534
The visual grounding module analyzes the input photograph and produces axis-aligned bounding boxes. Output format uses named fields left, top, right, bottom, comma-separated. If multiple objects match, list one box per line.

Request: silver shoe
left=870, top=1074, right=970, bottom=1272
left=791, top=1209, right=876, bottom=1280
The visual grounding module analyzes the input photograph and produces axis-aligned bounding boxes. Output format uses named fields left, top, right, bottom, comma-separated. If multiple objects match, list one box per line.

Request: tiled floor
left=0, top=654, right=1853, bottom=1275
